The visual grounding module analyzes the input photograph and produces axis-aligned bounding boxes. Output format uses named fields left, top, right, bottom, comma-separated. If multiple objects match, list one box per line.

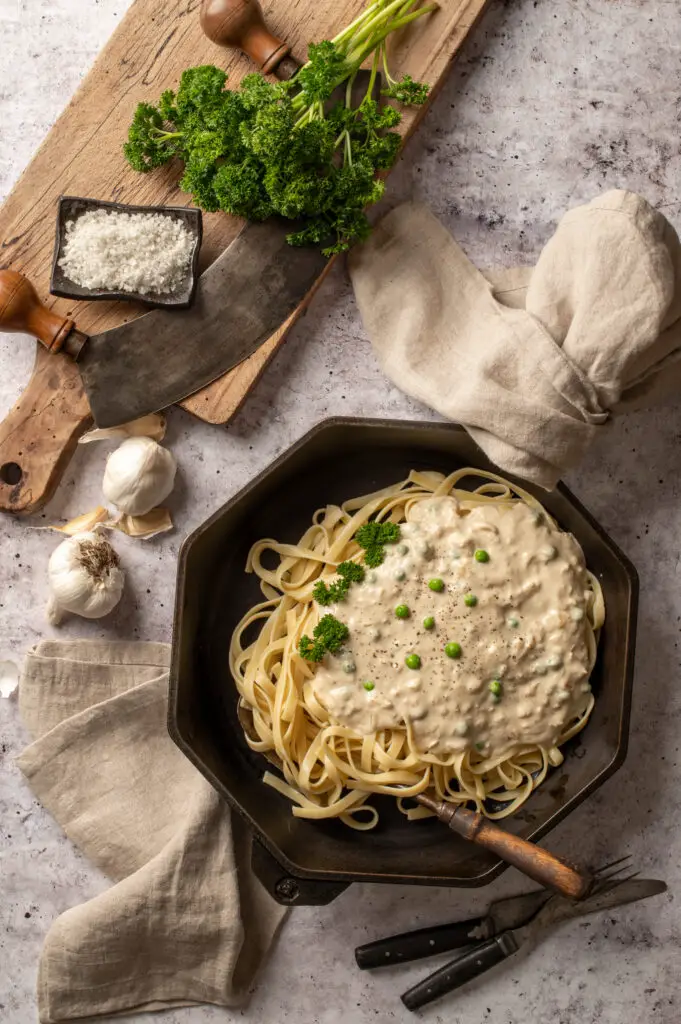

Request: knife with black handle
left=400, top=878, right=667, bottom=1011
left=355, top=889, right=550, bottom=970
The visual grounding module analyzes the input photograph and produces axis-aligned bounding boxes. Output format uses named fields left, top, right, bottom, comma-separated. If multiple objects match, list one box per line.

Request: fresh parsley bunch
left=124, top=0, right=435, bottom=255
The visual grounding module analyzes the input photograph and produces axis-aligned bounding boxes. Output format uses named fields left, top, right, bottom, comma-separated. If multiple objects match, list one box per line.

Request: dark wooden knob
left=0, top=270, right=75, bottom=353
left=200, top=0, right=291, bottom=74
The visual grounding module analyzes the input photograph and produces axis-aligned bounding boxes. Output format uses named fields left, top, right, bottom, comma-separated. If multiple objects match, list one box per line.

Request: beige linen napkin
left=16, top=640, right=287, bottom=1023
left=349, top=190, right=681, bottom=488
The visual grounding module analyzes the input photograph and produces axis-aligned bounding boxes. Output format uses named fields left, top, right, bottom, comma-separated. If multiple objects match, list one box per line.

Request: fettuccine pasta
left=229, top=469, right=604, bottom=829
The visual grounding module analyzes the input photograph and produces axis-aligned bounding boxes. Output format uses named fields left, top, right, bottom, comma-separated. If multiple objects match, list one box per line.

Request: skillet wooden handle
left=417, top=796, right=592, bottom=901
left=0, top=270, right=75, bottom=354
left=200, top=0, right=294, bottom=75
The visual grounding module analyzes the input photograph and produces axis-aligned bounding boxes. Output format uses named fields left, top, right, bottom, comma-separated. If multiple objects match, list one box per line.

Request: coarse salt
left=59, top=209, right=196, bottom=296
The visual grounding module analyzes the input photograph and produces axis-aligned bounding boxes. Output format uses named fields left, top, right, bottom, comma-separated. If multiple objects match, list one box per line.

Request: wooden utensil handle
left=200, top=0, right=294, bottom=75
left=417, top=796, right=591, bottom=900
left=0, top=270, right=75, bottom=354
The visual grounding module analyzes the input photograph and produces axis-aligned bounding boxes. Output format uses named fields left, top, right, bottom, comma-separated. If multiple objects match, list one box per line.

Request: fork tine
left=593, top=855, right=632, bottom=879
left=594, top=854, right=632, bottom=874
left=591, top=869, right=640, bottom=897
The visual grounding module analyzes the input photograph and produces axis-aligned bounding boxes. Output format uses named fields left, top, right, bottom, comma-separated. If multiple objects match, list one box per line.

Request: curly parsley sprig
left=298, top=613, right=350, bottom=661
left=124, top=0, right=435, bottom=255
left=313, top=560, right=366, bottom=606
left=355, top=520, right=401, bottom=567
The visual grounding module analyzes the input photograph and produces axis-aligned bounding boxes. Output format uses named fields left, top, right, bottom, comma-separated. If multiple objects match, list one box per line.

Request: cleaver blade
left=0, top=218, right=327, bottom=428
left=78, top=218, right=327, bottom=426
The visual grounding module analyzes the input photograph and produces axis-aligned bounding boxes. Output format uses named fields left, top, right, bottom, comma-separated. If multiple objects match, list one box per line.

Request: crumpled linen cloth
left=348, top=189, right=681, bottom=488
left=16, top=640, right=287, bottom=1024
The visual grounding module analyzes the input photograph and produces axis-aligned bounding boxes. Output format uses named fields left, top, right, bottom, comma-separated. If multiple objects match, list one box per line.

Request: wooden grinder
left=200, top=0, right=302, bottom=78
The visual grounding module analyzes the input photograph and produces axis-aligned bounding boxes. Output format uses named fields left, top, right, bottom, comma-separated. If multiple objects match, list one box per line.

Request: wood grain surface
left=0, top=0, right=488, bottom=513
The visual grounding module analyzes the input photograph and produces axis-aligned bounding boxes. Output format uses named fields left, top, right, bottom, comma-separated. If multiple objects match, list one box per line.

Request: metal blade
left=512, top=878, right=667, bottom=946
left=487, top=888, right=553, bottom=935
left=78, top=218, right=327, bottom=427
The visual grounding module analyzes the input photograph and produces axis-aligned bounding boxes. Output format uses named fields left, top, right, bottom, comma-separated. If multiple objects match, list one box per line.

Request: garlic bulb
left=47, top=530, right=125, bottom=626
left=102, top=436, right=176, bottom=516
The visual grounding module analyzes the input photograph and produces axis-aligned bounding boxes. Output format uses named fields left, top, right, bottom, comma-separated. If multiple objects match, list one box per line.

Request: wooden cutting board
left=0, top=0, right=488, bottom=514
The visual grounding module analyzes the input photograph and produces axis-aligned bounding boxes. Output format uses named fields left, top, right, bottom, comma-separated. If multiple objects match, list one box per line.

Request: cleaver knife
left=0, top=0, right=381, bottom=428
left=0, top=225, right=326, bottom=428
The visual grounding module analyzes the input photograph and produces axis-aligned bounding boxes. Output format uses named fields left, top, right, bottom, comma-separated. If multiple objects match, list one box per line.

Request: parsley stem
left=366, top=49, right=381, bottom=100
left=345, top=130, right=353, bottom=165
left=345, top=0, right=416, bottom=60
left=381, top=43, right=396, bottom=88
left=345, top=69, right=357, bottom=107
left=347, top=5, right=437, bottom=69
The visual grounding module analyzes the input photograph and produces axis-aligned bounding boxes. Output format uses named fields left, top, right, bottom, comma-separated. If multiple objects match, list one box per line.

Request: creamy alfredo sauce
left=312, top=497, right=594, bottom=758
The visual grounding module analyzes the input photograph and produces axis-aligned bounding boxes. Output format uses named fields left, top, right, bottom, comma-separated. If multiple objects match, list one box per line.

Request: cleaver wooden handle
left=0, top=270, right=86, bottom=359
left=0, top=270, right=75, bottom=353
left=200, top=0, right=300, bottom=78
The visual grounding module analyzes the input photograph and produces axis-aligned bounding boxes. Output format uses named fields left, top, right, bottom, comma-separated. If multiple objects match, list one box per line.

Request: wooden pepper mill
left=200, top=0, right=301, bottom=79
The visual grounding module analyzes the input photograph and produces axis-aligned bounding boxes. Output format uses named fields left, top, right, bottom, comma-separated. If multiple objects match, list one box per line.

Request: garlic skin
left=47, top=530, right=125, bottom=626
left=102, top=436, right=176, bottom=516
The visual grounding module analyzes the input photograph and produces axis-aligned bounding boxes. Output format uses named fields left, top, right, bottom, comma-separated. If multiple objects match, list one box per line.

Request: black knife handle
left=355, top=916, right=490, bottom=970
left=401, top=932, right=519, bottom=1011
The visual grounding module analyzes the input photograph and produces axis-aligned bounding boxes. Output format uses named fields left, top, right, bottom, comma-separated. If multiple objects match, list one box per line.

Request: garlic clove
left=102, top=436, right=176, bottom=517
left=105, top=507, right=173, bottom=539
left=79, top=412, right=166, bottom=444
left=43, top=507, right=110, bottom=535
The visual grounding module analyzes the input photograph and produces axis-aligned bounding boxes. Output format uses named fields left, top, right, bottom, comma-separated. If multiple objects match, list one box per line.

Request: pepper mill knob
left=200, top=0, right=292, bottom=74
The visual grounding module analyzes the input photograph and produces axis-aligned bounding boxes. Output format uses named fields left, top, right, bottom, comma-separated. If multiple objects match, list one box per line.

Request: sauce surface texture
left=312, top=496, right=593, bottom=757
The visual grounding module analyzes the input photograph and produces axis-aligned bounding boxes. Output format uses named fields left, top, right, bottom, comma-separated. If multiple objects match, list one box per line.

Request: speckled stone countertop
left=1, top=1, right=679, bottom=1022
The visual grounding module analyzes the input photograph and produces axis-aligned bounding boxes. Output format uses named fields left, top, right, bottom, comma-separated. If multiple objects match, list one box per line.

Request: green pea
left=489, top=679, right=502, bottom=696
left=395, top=570, right=406, bottom=582
left=428, top=578, right=445, bottom=592
left=507, top=615, right=520, bottom=628
left=475, top=741, right=485, bottom=752
left=464, top=593, right=478, bottom=607
left=423, top=616, right=435, bottom=630
left=445, top=642, right=462, bottom=659
left=395, top=604, right=410, bottom=619
left=474, top=549, right=489, bottom=563
left=405, top=654, right=421, bottom=670
left=363, top=681, right=375, bottom=691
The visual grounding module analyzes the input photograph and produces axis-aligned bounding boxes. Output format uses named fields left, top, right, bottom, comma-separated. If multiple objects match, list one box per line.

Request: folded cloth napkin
left=16, top=640, right=287, bottom=1023
left=348, top=190, right=681, bottom=488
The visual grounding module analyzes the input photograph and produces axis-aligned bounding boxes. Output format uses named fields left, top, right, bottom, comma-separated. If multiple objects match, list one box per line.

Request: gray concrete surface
left=1, top=1, right=679, bottom=1021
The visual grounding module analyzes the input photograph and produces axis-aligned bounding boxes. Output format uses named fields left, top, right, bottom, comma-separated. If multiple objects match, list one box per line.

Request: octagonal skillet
left=169, top=419, right=638, bottom=906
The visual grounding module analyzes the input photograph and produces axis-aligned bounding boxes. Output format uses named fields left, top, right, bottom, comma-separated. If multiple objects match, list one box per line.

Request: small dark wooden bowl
left=50, top=195, right=203, bottom=310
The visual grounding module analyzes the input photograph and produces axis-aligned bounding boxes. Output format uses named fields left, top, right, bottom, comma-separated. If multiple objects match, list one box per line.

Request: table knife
left=355, top=888, right=552, bottom=969
left=401, top=877, right=667, bottom=1010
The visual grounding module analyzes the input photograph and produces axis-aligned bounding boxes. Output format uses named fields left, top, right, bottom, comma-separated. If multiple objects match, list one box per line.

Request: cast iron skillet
left=169, top=419, right=637, bottom=905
